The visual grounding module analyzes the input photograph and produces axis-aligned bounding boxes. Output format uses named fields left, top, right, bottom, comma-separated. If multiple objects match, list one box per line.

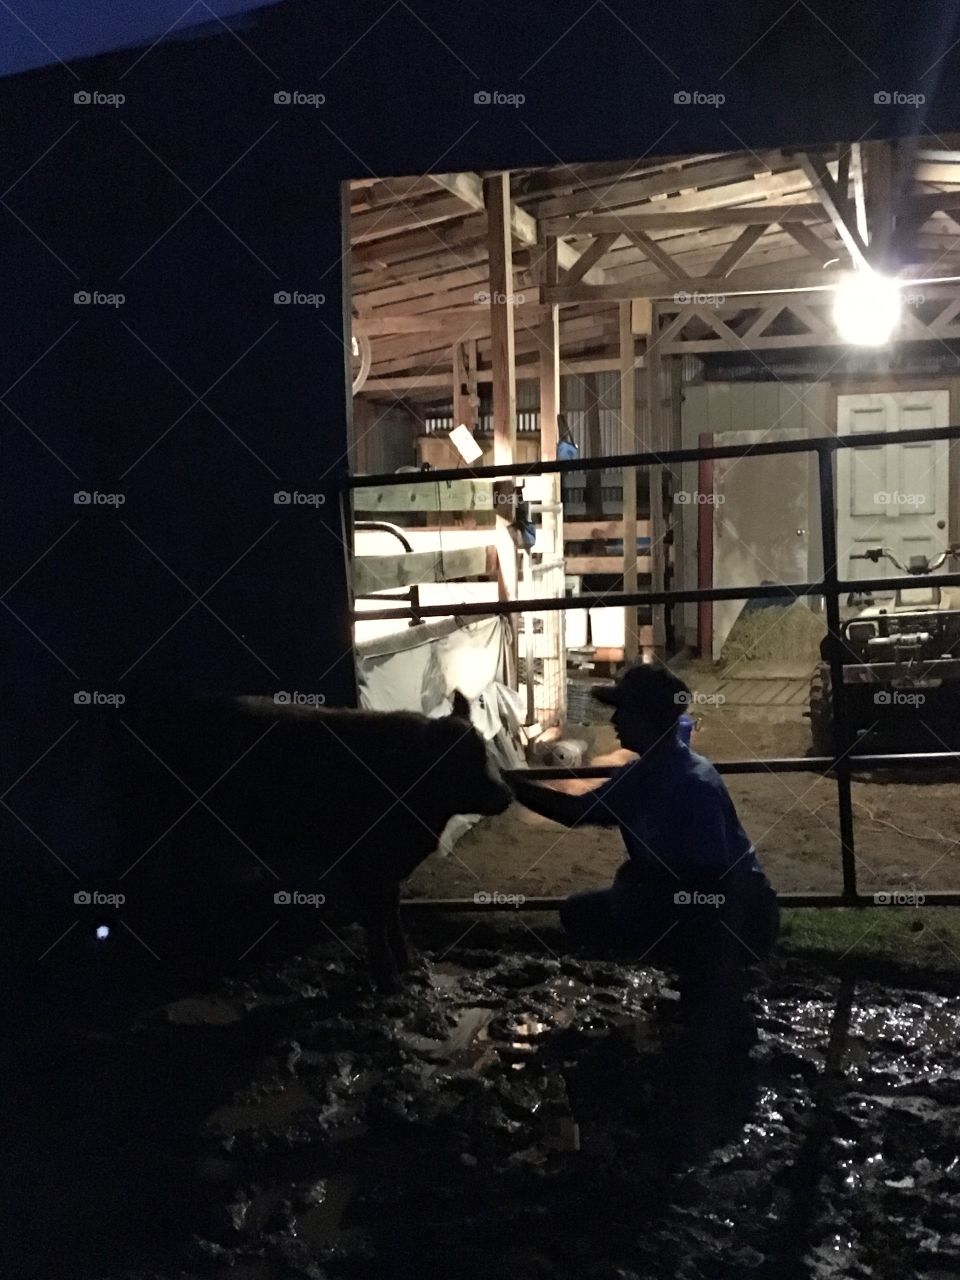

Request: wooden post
left=452, top=340, right=479, bottom=433
left=539, top=302, right=566, bottom=722
left=484, top=172, right=519, bottom=683
left=619, top=301, right=639, bottom=662
left=646, top=305, right=667, bottom=657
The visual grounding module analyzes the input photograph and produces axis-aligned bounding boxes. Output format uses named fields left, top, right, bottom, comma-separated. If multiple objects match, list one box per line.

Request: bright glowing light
left=449, top=423, right=484, bottom=465
left=832, top=271, right=902, bottom=346
left=95, top=924, right=110, bottom=941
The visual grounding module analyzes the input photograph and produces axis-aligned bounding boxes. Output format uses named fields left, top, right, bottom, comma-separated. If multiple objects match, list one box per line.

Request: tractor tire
left=807, top=662, right=834, bottom=756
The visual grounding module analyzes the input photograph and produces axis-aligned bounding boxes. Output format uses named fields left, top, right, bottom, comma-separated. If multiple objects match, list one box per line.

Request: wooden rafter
left=428, top=171, right=607, bottom=284
left=798, top=151, right=870, bottom=270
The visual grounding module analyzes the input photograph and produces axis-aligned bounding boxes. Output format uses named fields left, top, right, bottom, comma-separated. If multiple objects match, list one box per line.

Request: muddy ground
left=408, top=713, right=960, bottom=901
left=13, top=923, right=960, bottom=1280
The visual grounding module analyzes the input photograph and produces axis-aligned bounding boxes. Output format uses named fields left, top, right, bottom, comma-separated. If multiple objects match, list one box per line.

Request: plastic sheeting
left=356, top=614, right=524, bottom=855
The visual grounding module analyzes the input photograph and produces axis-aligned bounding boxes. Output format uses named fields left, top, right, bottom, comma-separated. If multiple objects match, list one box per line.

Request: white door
left=837, top=391, right=950, bottom=593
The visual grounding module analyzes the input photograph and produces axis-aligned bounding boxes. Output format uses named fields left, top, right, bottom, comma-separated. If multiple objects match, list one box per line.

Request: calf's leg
left=384, top=882, right=412, bottom=972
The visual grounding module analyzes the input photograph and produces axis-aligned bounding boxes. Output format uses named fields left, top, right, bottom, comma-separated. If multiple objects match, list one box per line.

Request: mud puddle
left=16, top=942, right=960, bottom=1280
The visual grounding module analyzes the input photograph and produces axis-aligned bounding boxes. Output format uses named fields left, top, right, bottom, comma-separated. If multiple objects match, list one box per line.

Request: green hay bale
left=720, top=601, right=827, bottom=665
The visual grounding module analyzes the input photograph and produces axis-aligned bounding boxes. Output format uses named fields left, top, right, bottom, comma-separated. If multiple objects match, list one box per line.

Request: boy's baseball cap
left=592, top=663, right=691, bottom=726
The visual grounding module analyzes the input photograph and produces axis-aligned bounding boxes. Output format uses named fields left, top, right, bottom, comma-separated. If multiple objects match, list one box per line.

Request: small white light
left=95, top=924, right=110, bottom=941
left=449, top=423, right=484, bottom=465
left=832, top=271, right=902, bottom=346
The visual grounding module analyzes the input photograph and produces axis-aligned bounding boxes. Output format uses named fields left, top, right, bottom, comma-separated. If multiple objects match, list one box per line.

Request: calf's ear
left=450, top=689, right=471, bottom=721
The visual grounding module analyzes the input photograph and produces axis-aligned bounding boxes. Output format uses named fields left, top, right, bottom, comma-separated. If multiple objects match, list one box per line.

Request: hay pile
left=720, top=600, right=826, bottom=665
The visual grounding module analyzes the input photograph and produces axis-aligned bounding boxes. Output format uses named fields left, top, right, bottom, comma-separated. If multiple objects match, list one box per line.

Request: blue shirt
left=583, top=735, right=762, bottom=880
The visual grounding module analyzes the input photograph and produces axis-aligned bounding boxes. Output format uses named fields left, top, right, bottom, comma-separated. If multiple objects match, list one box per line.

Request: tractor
left=807, top=544, right=960, bottom=755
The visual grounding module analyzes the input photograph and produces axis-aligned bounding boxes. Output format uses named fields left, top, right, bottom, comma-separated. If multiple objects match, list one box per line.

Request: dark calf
left=114, top=690, right=510, bottom=987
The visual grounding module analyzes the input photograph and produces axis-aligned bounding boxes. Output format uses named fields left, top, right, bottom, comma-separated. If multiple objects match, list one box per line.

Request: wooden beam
left=485, top=172, right=519, bottom=678
left=627, top=228, right=689, bottom=280
left=565, top=519, right=651, bottom=540
left=563, top=232, right=619, bottom=283
left=430, top=171, right=607, bottom=284
left=542, top=205, right=827, bottom=235
left=353, top=479, right=495, bottom=512
left=619, top=301, right=639, bottom=662
left=797, top=152, right=870, bottom=270
left=355, top=546, right=489, bottom=594
left=710, top=224, right=767, bottom=277
left=566, top=556, right=652, bottom=575
left=782, top=221, right=840, bottom=266
left=849, top=142, right=868, bottom=242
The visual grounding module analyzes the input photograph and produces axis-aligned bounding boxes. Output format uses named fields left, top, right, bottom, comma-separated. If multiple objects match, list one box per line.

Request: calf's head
left=422, top=691, right=512, bottom=820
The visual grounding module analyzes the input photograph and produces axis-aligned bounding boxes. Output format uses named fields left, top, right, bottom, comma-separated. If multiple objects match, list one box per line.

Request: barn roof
left=350, top=140, right=960, bottom=400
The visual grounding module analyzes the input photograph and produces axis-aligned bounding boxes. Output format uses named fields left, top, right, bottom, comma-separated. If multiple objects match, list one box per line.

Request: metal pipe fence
left=342, top=424, right=960, bottom=910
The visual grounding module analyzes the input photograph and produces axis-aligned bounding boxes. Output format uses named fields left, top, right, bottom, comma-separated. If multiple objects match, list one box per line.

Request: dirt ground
left=26, top=930, right=960, bottom=1280
left=408, top=711, right=960, bottom=902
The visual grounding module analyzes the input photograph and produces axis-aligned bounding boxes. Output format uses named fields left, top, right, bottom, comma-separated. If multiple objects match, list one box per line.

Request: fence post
left=816, top=444, right=858, bottom=901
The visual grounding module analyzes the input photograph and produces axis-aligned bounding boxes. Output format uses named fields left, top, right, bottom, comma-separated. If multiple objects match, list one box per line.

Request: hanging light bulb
left=832, top=270, right=902, bottom=346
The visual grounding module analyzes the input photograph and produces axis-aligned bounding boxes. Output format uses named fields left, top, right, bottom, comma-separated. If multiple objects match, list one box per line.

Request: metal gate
left=342, top=423, right=960, bottom=909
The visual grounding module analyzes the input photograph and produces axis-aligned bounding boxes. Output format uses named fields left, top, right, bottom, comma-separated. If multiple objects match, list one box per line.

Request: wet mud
left=10, top=933, right=960, bottom=1280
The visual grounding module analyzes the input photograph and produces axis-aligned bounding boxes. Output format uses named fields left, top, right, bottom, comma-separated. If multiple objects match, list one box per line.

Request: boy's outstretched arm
left=508, top=773, right=618, bottom=828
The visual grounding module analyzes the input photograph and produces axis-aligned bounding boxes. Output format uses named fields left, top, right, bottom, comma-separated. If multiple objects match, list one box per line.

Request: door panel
left=837, top=391, right=950, bottom=591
